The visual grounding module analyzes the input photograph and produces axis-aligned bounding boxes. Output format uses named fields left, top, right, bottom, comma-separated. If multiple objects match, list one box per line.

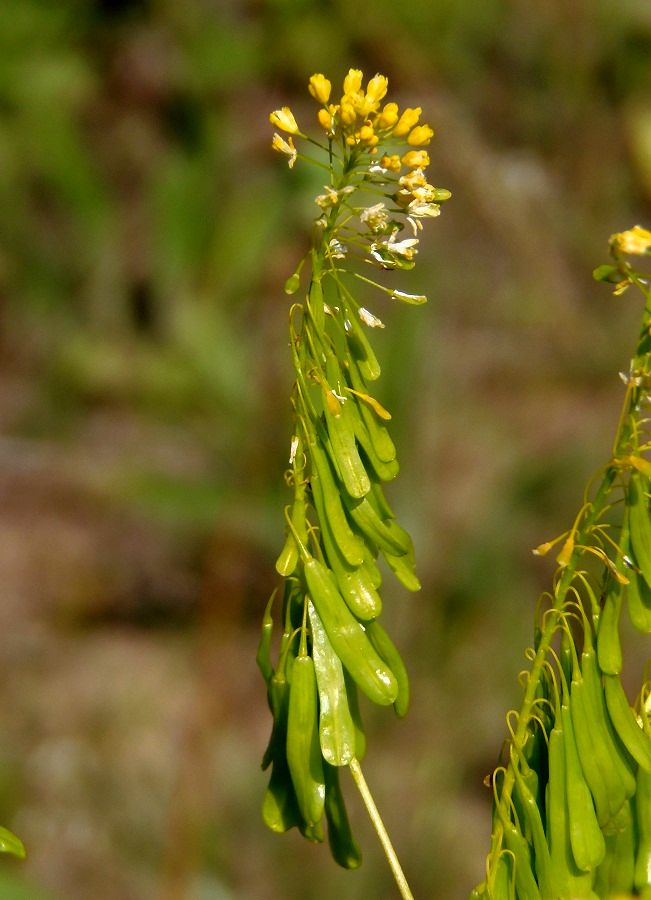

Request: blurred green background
left=1, top=1, right=651, bottom=897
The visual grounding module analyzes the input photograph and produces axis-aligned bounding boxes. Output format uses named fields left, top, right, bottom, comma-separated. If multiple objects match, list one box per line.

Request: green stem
left=492, top=278, right=651, bottom=859
left=349, top=758, right=415, bottom=900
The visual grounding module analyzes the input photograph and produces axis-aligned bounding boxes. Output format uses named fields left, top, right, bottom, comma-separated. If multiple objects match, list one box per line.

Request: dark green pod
left=286, top=654, right=326, bottom=826
left=365, top=620, right=410, bottom=717
left=324, top=763, right=362, bottom=869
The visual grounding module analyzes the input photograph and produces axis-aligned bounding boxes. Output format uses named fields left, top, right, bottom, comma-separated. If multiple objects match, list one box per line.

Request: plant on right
left=474, top=226, right=651, bottom=900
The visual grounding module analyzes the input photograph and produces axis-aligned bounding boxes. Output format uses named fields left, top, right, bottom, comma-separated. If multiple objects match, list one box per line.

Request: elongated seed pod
left=628, top=472, right=651, bottom=589
left=286, top=653, right=326, bottom=826
left=597, top=583, right=623, bottom=675
left=310, top=441, right=365, bottom=566
left=625, top=562, right=651, bottom=632
left=343, top=671, right=366, bottom=762
left=365, top=620, right=410, bottom=717
left=500, top=819, right=541, bottom=900
left=354, top=418, right=400, bottom=483
left=343, top=306, right=381, bottom=381
left=322, top=401, right=371, bottom=500
left=634, top=766, right=651, bottom=892
left=324, top=763, right=362, bottom=869
left=346, top=355, right=396, bottom=461
left=262, top=755, right=302, bottom=833
left=308, top=601, right=355, bottom=766
left=343, top=494, right=410, bottom=557
left=569, top=674, right=613, bottom=828
left=384, top=544, right=422, bottom=592
left=511, top=759, right=554, bottom=898
left=547, top=723, right=596, bottom=898
left=256, top=592, right=275, bottom=685
left=604, top=673, right=651, bottom=772
left=593, top=798, right=636, bottom=897
left=304, top=557, right=398, bottom=706
left=581, top=647, right=636, bottom=803
left=310, top=473, right=382, bottom=620
left=561, top=699, right=606, bottom=871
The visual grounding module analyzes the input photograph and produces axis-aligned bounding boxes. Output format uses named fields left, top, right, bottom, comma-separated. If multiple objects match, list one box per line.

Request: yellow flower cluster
left=269, top=68, right=435, bottom=165
left=610, top=225, right=651, bottom=256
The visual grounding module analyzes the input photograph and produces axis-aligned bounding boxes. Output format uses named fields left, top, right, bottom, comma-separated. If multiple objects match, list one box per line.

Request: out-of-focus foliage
left=1, top=1, right=650, bottom=898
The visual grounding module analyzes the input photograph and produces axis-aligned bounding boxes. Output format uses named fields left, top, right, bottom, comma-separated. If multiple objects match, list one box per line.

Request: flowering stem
left=349, top=758, right=415, bottom=900
left=490, top=272, right=651, bottom=865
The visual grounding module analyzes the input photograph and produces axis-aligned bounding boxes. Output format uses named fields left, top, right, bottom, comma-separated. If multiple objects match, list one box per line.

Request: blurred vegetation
left=1, top=0, right=650, bottom=898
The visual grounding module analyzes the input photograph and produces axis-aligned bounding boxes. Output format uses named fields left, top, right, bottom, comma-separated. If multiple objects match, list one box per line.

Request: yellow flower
left=392, top=107, right=421, bottom=137
left=402, top=150, right=430, bottom=168
left=269, top=106, right=300, bottom=135
left=343, top=68, right=363, bottom=95
left=271, top=133, right=297, bottom=168
left=308, top=74, right=331, bottom=104
left=365, top=73, right=388, bottom=105
left=358, top=121, right=378, bottom=146
left=317, top=106, right=336, bottom=134
left=376, top=102, right=399, bottom=130
left=407, top=124, right=434, bottom=146
left=379, top=154, right=402, bottom=172
left=612, top=225, right=651, bottom=255
left=340, top=97, right=357, bottom=126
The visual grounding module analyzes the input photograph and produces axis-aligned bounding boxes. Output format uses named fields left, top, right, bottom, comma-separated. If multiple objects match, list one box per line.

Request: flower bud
left=392, top=107, right=421, bottom=137
left=308, top=74, right=332, bottom=104
left=407, top=124, right=434, bottom=146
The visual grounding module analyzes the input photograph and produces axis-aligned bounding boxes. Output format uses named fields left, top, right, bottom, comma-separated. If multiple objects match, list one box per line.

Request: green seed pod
left=324, top=763, right=362, bottom=869
left=256, top=591, right=275, bottom=685
left=365, top=620, right=410, bottom=717
left=625, top=561, right=651, bottom=632
left=343, top=494, right=410, bottom=557
left=604, top=674, right=651, bottom=773
left=383, top=544, right=421, bottom=592
left=308, top=601, right=355, bottom=767
left=580, top=646, right=636, bottom=805
left=343, top=671, right=366, bottom=762
left=547, top=723, right=597, bottom=898
left=346, top=355, right=396, bottom=462
left=500, top=819, right=541, bottom=900
left=310, top=440, right=365, bottom=567
left=309, top=472, right=382, bottom=620
left=511, top=759, right=554, bottom=898
left=303, top=557, right=398, bottom=706
left=569, top=674, right=613, bottom=828
left=593, top=798, right=635, bottom=897
left=275, top=530, right=299, bottom=577
left=628, top=471, right=651, bottom=589
left=322, top=402, right=371, bottom=500
left=597, top=583, right=623, bottom=675
left=262, top=755, right=302, bottom=833
left=343, top=307, right=381, bottom=381
left=489, top=853, right=515, bottom=899
left=561, top=699, right=606, bottom=871
left=286, top=653, right=326, bottom=826
left=634, top=767, right=651, bottom=892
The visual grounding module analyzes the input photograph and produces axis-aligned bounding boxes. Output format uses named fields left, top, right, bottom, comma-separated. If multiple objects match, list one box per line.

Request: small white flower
left=360, top=202, right=389, bottom=234
left=328, top=238, right=347, bottom=259
left=315, top=184, right=355, bottom=209
left=408, top=200, right=441, bottom=218
left=387, top=234, right=419, bottom=258
left=358, top=307, right=385, bottom=328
